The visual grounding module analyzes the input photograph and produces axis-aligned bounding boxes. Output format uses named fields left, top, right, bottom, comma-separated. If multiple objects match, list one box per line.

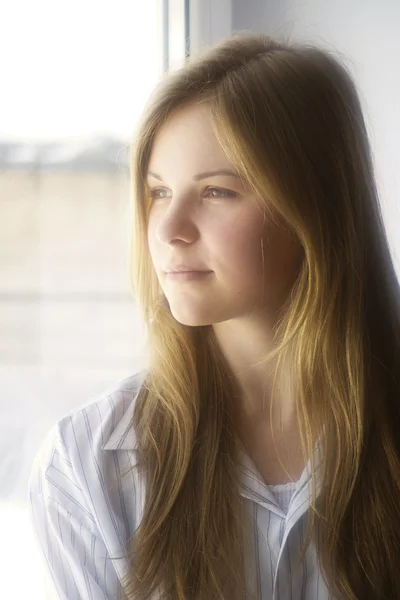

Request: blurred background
left=1, top=0, right=399, bottom=598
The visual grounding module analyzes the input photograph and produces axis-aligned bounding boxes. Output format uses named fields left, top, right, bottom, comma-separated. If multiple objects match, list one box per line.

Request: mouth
left=165, top=270, right=213, bottom=281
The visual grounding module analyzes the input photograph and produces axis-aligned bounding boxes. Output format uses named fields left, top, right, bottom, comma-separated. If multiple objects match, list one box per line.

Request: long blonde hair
left=122, top=32, right=400, bottom=599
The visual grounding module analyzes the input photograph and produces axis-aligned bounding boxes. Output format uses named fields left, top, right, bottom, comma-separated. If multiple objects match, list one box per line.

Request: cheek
left=215, top=217, right=299, bottom=293
left=146, top=219, right=159, bottom=265
left=211, top=217, right=265, bottom=275
left=262, top=229, right=303, bottom=302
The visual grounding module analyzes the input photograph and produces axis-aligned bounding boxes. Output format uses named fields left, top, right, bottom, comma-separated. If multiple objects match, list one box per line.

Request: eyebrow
left=146, top=169, right=240, bottom=182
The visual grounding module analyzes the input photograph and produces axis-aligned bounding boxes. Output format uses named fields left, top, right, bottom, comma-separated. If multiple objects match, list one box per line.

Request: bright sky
left=0, top=1, right=162, bottom=142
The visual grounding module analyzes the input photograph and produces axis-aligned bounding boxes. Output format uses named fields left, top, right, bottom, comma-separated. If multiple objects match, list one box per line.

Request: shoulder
left=57, top=368, right=148, bottom=456
left=28, top=369, right=148, bottom=529
left=28, top=370, right=149, bottom=593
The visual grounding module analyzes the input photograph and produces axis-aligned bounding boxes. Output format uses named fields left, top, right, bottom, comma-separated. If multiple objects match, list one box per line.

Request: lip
left=165, top=270, right=213, bottom=281
left=165, top=269, right=211, bottom=274
left=164, top=266, right=211, bottom=273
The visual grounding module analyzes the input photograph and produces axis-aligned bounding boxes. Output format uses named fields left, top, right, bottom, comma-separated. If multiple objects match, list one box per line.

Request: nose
left=155, top=202, right=199, bottom=246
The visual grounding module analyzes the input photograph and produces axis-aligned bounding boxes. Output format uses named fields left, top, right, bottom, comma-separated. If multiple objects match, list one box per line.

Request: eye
left=149, top=187, right=171, bottom=200
left=204, top=187, right=237, bottom=199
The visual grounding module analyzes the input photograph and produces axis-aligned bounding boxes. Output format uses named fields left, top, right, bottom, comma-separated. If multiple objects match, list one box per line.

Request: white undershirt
left=265, top=480, right=298, bottom=514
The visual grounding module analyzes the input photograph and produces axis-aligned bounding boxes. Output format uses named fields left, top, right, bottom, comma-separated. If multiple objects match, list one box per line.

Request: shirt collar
left=102, top=371, right=147, bottom=451
left=238, top=434, right=324, bottom=516
left=103, top=375, right=324, bottom=506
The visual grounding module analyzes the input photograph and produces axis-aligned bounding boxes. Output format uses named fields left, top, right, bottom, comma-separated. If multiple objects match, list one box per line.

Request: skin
left=146, top=102, right=306, bottom=483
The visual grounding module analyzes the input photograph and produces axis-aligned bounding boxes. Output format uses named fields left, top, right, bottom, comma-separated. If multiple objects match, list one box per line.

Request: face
left=146, top=102, right=302, bottom=327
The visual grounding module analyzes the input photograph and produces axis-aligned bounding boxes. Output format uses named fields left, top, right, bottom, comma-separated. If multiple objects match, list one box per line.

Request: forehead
left=148, top=103, right=233, bottom=175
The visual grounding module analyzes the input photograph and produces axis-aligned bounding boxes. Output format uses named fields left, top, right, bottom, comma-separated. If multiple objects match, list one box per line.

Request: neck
left=212, top=315, right=298, bottom=431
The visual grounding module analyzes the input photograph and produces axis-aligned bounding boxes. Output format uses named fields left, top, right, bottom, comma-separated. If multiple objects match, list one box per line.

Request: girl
left=29, top=33, right=400, bottom=599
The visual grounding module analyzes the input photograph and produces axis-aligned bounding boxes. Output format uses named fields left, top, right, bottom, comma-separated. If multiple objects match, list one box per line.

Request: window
left=0, top=1, right=189, bottom=597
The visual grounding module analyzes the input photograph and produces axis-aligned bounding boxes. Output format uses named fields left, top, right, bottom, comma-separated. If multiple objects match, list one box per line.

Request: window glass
left=0, top=1, right=169, bottom=597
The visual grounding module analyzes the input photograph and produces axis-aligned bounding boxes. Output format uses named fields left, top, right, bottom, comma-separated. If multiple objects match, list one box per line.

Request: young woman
left=29, top=33, right=400, bottom=600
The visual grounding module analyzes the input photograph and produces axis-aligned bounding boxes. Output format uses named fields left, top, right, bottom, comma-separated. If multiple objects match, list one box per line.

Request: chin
left=169, top=307, right=215, bottom=327
left=171, top=314, right=213, bottom=327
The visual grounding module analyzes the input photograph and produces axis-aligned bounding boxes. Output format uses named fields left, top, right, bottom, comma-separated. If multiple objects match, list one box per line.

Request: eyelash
left=148, top=186, right=237, bottom=201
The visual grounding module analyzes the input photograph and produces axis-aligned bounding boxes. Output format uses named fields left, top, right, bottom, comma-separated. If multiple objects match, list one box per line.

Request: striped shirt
left=28, top=370, right=335, bottom=600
